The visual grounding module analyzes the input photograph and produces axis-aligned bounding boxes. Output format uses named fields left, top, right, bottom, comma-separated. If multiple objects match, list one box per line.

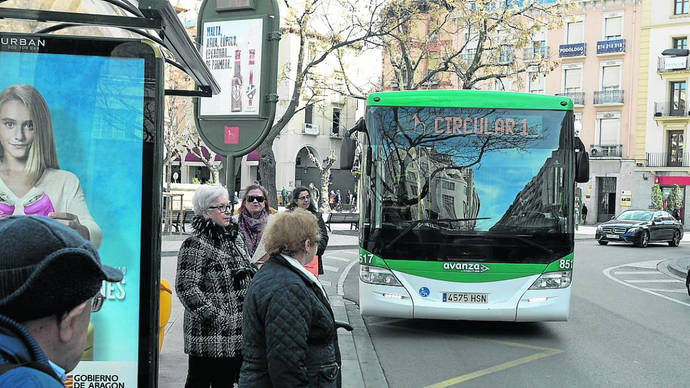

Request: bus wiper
left=383, top=217, right=490, bottom=251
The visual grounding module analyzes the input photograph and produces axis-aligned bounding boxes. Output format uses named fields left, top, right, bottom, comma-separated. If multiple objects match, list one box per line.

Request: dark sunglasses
left=91, top=292, right=106, bottom=313
left=247, top=195, right=265, bottom=203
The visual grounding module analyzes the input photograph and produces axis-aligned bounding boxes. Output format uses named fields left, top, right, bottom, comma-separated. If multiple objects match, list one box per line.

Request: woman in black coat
left=287, top=186, right=329, bottom=274
left=239, top=209, right=341, bottom=387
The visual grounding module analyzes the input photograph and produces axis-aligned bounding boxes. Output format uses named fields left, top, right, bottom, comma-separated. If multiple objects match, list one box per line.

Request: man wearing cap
left=0, top=216, right=123, bottom=387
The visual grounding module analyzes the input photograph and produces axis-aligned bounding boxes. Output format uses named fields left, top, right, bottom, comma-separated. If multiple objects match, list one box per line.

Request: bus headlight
left=360, top=265, right=402, bottom=286
left=529, top=271, right=572, bottom=290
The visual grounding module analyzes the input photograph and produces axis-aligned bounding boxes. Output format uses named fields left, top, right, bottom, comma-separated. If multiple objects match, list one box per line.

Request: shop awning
left=655, top=176, right=690, bottom=185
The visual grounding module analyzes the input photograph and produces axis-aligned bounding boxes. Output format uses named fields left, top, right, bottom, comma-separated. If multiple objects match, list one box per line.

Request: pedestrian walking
left=175, top=185, right=255, bottom=388
left=281, top=187, right=289, bottom=206
left=581, top=204, right=588, bottom=224
left=308, top=182, right=321, bottom=209
left=234, top=184, right=277, bottom=259
left=0, top=216, right=122, bottom=387
left=239, top=209, right=341, bottom=387
left=289, top=186, right=329, bottom=275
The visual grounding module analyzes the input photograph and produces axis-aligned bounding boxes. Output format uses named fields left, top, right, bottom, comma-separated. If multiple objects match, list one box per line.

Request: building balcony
left=523, top=47, right=550, bottom=61
left=302, top=123, right=319, bottom=135
left=555, top=91, right=585, bottom=106
left=653, top=102, right=690, bottom=119
left=596, top=39, right=626, bottom=55
left=658, top=56, right=690, bottom=73
left=646, top=152, right=690, bottom=167
left=594, top=89, right=624, bottom=105
left=590, top=144, right=622, bottom=158
left=559, top=42, right=586, bottom=58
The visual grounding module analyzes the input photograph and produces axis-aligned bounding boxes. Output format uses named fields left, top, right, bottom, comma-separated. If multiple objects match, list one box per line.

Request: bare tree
left=380, top=0, right=575, bottom=90
left=257, top=0, right=409, bottom=205
left=163, top=93, right=193, bottom=190
left=306, top=148, right=337, bottom=212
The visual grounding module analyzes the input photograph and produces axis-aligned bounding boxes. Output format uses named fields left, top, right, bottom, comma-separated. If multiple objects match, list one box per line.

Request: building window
left=675, top=0, right=689, bottom=15
left=441, top=180, right=455, bottom=190
left=564, top=68, right=582, bottom=93
left=332, top=108, right=341, bottom=135
left=670, top=81, right=687, bottom=116
left=528, top=72, right=544, bottom=94
left=673, top=37, right=688, bottom=50
left=596, top=117, right=620, bottom=145
left=499, top=44, right=512, bottom=63
left=603, top=16, right=622, bottom=40
left=566, top=20, right=583, bottom=44
left=531, top=40, right=546, bottom=57
left=305, top=104, right=313, bottom=124
left=441, top=194, right=456, bottom=218
left=601, top=65, right=621, bottom=91
left=668, top=130, right=685, bottom=166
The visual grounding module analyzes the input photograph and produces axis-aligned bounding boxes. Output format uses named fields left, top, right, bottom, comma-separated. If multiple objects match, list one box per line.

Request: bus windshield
left=362, top=106, right=574, bottom=264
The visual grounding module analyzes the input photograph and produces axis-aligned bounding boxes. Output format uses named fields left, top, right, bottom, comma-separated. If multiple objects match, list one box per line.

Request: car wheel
left=597, top=240, right=608, bottom=245
left=669, top=230, right=681, bottom=247
left=635, top=231, right=649, bottom=248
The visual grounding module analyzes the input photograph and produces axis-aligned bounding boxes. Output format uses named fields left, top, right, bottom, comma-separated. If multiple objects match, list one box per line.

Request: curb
left=667, top=262, right=689, bottom=278
left=344, top=300, right=388, bottom=388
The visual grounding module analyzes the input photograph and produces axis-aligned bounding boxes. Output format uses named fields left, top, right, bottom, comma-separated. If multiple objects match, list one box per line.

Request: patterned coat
left=175, top=216, right=254, bottom=358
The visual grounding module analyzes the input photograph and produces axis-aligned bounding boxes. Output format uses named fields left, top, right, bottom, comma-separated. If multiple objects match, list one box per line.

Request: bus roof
left=366, top=90, right=573, bottom=110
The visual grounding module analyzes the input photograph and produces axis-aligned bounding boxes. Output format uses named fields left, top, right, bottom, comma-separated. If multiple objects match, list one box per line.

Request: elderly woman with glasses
left=175, top=184, right=255, bottom=388
left=288, top=186, right=329, bottom=275
left=233, top=184, right=277, bottom=260
left=239, top=208, right=341, bottom=387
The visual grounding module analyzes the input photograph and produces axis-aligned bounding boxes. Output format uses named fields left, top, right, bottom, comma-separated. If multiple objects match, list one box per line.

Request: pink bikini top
left=0, top=193, right=55, bottom=218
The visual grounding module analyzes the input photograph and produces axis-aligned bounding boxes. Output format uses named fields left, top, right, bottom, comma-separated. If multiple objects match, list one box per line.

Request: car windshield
left=617, top=211, right=652, bottom=221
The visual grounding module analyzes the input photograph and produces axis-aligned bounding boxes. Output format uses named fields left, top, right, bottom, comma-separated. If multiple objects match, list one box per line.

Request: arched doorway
left=294, top=146, right=321, bottom=199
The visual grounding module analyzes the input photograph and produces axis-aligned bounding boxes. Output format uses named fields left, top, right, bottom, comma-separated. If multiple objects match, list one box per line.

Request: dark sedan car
left=595, top=209, right=683, bottom=248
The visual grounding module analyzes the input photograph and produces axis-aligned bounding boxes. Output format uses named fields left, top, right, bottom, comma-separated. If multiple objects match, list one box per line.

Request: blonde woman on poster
left=0, top=84, right=102, bottom=247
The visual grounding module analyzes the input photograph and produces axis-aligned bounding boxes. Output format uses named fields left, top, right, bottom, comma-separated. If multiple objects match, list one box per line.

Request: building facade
left=637, top=0, right=690, bottom=224
left=544, top=0, right=643, bottom=224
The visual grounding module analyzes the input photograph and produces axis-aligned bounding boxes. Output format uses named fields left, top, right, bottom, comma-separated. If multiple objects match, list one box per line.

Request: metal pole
left=223, top=155, right=235, bottom=191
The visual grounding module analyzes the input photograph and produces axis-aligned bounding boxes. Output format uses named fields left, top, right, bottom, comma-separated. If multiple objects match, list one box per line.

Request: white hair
left=192, top=184, right=229, bottom=216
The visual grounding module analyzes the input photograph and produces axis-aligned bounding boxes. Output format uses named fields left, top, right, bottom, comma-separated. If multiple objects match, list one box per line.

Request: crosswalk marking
left=603, top=260, right=690, bottom=307
left=327, top=256, right=353, bottom=262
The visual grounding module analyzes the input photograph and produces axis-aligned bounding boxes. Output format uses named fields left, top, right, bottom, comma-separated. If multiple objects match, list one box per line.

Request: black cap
left=0, top=216, right=123, bottom=321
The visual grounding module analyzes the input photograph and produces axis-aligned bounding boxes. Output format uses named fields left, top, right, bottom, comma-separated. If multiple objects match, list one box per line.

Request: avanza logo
left=443, top=263, right=489, bottom=273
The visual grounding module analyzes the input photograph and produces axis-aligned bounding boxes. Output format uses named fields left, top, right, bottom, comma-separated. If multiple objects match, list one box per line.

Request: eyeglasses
left=91, top=292, right=106, bottom=313
left=247, top=195, right=265, bottom=203
left=298, top=195, right=311, bottom=200
left=209, top=204, right=232, bottom=212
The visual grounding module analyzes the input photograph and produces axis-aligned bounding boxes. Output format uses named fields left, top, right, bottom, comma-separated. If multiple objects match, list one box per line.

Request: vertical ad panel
left=200, top=18, right=263, bottom=116
left=0, top=49, right=144, bottom=386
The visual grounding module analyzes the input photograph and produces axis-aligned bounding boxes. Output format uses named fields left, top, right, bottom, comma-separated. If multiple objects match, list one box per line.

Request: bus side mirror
left=366, top=147, right=372, bottom=176
left=339, top=135, right=356, bottom=170
left=574, top=137, right=589, bottom=183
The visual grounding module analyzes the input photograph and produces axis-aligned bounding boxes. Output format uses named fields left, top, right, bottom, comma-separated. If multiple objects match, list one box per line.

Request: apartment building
left=543, top=0, right=643, bottom=223
left=637, top=0, right=690, bottom=223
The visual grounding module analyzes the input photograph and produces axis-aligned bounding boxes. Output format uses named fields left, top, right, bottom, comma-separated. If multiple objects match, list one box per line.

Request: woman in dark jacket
left=239, top=209, right=341, bottom=387
left=175, top=185, right=255, bottom=388
left=287, top=186, right=329, bottom=274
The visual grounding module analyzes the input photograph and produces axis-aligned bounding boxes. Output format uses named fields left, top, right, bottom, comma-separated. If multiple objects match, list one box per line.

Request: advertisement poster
left=200, top=18, right=263, bottom=116
left=0, top=43, right=144, bottom=386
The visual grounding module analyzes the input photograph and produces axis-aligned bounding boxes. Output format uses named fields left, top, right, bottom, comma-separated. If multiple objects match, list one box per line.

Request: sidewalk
left=158, top=222, right=385, bottom=388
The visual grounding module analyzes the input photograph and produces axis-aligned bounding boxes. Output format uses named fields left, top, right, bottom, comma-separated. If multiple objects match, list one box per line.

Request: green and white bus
left=343, top=90, right=589, bottom=322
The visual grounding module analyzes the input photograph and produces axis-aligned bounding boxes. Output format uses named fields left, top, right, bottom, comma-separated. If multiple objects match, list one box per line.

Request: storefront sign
left=663, top=56, right=688, bottom=70
left=620, top=190, right=631, bottom=207
left=596, top=39, right=625, bottom=54
left=559, top=43, right=586, bottom=58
